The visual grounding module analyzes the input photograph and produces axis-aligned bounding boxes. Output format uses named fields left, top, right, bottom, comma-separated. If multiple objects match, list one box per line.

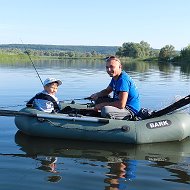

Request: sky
left=0, top=0, right=190, bottom=50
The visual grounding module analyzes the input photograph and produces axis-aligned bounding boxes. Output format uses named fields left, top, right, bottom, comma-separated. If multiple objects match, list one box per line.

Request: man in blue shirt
left=90, top=56, right=140, bottom=120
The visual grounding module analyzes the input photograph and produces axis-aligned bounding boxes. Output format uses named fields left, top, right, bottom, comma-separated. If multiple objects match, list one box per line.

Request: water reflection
left=1, top=59, right=190, bottom=76
left=36, top=156, right=58, bottom=173
left=122, top=60, right=152, bottom=74
left=35, top=155, right=62, bottom=183
left=14, top=131, right=190, bottom=187
left=157, top=62, right=175, bottom=74
left=0, top=59, right=106, bottom=71
left=180, top=64, right=190, bottom=76
left=105, top=160, right=137, bottom=190
left=150, top=161, right=190, bottom=184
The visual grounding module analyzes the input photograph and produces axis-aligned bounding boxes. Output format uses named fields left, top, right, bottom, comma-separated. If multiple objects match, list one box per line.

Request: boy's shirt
left=27, top=90, right=60, bottom=113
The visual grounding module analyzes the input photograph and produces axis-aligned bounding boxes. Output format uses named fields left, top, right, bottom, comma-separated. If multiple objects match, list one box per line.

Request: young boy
left=26, top=78, right=62, bottom=113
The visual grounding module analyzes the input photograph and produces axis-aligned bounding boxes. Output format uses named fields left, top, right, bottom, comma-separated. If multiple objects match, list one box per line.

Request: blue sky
left=0, top=0, right=190, bottom=50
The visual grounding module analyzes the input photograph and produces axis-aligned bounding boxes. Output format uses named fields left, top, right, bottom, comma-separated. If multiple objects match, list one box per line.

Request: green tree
left=116, top=41, right=151, bottom=58
left=139, top=41, right=151, bottom=57
left=67, top=51, right=75, bottom=57
left=180, top=45, right=190, bottom=61
left=158, top=45, right=176, bottom=62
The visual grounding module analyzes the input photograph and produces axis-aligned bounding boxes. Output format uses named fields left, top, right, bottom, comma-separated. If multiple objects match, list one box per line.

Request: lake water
left=0, top=59, right=190, bottom=190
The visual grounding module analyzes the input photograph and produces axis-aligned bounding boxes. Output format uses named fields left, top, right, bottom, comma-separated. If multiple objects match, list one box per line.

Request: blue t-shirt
left=109, top=71, right=140, bottom=114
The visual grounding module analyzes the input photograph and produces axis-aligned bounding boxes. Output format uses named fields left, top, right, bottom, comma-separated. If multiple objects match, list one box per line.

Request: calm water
left=0, top=59, right=190, bottom=190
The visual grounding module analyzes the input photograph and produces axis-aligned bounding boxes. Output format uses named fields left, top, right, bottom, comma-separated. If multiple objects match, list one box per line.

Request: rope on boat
left=37, top=118, right=122, bottom=132
left=37, top=113, right=109, bottom=124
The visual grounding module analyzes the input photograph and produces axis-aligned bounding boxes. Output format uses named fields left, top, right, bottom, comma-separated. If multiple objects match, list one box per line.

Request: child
left=26, top=78, right=62, bottom=113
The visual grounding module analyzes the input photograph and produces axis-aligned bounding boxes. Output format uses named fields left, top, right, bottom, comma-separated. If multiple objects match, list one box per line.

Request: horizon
left=0, top=43, right=177, bottom=51
left=0, top=43, right=119, bottom=47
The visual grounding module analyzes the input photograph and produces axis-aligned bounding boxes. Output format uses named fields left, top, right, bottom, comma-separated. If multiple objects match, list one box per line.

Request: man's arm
left=90, top=86, right=112, bottom=100
left=94, top=91, right=128, bottom=111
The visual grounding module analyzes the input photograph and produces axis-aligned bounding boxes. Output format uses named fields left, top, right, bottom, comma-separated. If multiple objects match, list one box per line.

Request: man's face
left=106, top=59, right=122, bottom=78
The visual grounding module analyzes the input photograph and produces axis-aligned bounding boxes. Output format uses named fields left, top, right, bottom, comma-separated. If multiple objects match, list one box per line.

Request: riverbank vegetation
left=0, top=42, right=190, bottom=65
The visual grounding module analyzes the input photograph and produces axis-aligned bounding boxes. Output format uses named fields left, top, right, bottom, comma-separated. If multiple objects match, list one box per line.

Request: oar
left=0, top=109, right=37, bottom=117
left=146, top=94, right=190, bottom=119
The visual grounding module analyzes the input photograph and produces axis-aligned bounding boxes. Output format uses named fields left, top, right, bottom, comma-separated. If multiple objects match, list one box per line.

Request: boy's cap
left=43, top=78, right=62, bottom=86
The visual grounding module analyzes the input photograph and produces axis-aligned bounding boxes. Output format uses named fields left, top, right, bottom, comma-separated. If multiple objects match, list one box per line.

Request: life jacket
left=26, top=93, right=60, bottom=112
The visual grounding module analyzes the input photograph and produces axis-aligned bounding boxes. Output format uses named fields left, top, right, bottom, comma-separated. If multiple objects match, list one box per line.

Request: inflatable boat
left=14, top=102, right=190, bottom=144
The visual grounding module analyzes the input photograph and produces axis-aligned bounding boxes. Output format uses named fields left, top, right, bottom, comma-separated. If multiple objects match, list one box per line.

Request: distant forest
left=0, top=44, right=118, bottom=55
left=0, top=42, right=190, bottom=64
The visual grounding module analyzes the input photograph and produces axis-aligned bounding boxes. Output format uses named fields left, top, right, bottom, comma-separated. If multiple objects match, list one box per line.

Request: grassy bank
left=0, top=53, right=41, bottom=63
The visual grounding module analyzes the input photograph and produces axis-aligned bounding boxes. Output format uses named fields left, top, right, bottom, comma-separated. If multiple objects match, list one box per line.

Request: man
left=90, top=56, right=140, bottom=120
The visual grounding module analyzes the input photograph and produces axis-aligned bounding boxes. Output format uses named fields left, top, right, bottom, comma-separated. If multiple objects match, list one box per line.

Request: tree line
left=0, top=44, right=118, bottom=58
left=0, top=42, right=190, bottom=64
left=116, top=41, right=190, bottom=64
left=0, top=48, right=106, bottom=58
left=0, top=44, right=118, bottom=54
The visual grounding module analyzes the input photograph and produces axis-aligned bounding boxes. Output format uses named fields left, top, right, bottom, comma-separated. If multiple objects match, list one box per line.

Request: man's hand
left=90, top=93, right=99, bottom=100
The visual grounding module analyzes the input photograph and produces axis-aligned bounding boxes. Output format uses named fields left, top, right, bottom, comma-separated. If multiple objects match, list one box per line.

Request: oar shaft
left=0, top=109, right=109, bottom=124
left=0, top=110, right=37, bottom=117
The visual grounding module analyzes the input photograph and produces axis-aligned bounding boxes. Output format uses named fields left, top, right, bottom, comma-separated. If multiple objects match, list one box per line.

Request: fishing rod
left=63, top=97, right=92, bottom=102
left=25, top=51, right=43, bottom=86
left=21, top=41, right=43, bottom=86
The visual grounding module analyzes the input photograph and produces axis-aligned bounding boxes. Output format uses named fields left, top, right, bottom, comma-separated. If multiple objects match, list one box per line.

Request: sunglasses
left=105, top=56, right=121, bottom=63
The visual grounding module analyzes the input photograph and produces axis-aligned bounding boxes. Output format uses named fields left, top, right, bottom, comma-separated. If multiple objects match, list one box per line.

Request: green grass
left=0, top=52, right=158, bottom=64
